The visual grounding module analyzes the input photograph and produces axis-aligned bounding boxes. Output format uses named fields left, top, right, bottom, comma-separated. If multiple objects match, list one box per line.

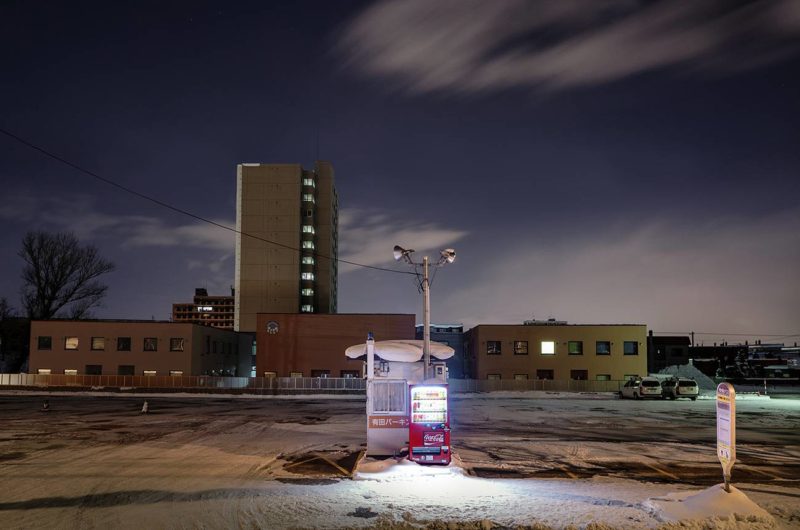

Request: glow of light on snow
left=355, top=459, right=511, bottom=505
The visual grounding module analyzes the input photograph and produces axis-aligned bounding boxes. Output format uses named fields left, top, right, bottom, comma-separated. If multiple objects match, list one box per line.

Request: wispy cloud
left=338, top=0, right=800, bottom=94
left=338, top=208, right=468, bottom=272
left=442, top=208, right=800, bottom=342
left=0, top=191, right=234, bottom=252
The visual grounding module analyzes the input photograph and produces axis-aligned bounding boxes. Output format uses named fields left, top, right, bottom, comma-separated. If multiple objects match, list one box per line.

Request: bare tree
left=0, top=297, right=15, bottom=320
left=19, top=231, right=115, bottom=319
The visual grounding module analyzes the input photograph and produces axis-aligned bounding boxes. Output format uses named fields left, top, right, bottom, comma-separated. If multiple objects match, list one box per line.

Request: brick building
left=256, top=313, right=414, bottom=378
left=29, top=320, right=250, bottom=376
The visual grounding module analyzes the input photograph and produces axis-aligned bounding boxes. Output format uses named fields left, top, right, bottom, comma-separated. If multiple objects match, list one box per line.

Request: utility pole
left=422, top=256, right=430, bottom=380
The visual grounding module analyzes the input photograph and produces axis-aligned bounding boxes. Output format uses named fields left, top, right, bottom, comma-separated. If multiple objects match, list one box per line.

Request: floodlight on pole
left=392, top=244, right=456, bottom=380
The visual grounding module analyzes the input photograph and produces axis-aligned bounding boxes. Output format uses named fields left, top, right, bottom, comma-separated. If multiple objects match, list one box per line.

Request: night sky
left=1, top=0, right=798, bottom=346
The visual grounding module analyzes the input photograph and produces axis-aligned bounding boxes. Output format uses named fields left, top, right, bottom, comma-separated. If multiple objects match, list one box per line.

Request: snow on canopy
left=345, top=339, right=454, bottom=362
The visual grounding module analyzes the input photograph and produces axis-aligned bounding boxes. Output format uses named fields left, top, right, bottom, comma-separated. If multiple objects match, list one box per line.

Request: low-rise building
left=256, top=313, right=415, bottom=378
left=172, top=288, right=235, bottom=330
left=29, top=320, right=250, bottom=376
left=648, top=332, right=691, bottom=372
left=464, top=321, right=647, bottom=381
left=415, top=323, right=465, bottom=378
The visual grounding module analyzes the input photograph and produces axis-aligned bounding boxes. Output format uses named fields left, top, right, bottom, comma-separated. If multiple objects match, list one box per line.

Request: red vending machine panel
left=409, top=384, right=450, bottom=464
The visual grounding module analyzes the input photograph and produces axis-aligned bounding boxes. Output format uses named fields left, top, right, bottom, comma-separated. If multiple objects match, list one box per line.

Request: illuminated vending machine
left=409, top=384, right=451, bottom=464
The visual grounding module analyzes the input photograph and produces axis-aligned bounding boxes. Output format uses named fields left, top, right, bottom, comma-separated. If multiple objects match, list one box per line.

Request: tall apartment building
left=235, top=161, right=338, bottom=332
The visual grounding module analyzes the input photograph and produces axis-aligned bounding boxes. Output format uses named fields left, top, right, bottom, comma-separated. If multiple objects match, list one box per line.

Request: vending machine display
left=409, top=384, right=450, bottom=464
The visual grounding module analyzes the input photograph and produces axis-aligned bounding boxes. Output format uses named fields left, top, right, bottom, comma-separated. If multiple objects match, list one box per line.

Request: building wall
left=313, top=161, right=338, bottom=313
left=465, top=324, right=647, bottom=381
left=415, top=324, right=466, bottom=378
left=256, top=313, right=415, bottom=377
left=29, top=320, right=245, bottom=376
left=647, top=334, right=691, bottom=372
left=235, top=162, right=338, bottom=332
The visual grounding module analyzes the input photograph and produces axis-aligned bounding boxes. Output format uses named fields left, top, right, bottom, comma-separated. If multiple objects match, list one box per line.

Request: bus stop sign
left=716, top=382, right=736, bottom=491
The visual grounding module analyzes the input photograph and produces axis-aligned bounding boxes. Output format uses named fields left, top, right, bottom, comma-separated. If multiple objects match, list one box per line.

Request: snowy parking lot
left=0, top=391, right=798, bottom=529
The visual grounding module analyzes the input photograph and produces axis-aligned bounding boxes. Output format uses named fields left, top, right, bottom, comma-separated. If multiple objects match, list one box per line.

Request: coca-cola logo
left=423, top=432, right=445, bottom=445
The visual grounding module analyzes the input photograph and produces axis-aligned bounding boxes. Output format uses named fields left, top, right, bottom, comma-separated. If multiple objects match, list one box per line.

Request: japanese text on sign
left=368, top=416, right=409, bottom=429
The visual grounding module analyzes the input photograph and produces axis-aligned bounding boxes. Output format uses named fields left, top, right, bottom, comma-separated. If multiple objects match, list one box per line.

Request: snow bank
left=658, top=364, right=718, bottom=391
left=646, top=484, right=775, bottom=528
left=345, top=339, right=454, bottom=362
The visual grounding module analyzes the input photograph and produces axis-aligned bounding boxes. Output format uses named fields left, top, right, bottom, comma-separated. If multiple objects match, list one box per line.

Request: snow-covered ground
left=0, top=391, right=798, bottom=529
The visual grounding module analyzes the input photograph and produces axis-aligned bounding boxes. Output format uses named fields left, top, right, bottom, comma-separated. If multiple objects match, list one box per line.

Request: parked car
left=620, top=377, right=663, bottom=399
left=662, top=378, right=699, bottom=400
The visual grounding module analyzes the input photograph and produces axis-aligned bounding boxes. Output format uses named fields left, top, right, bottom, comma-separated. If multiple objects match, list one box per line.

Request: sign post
left=716, top=382, right=736, bottom=492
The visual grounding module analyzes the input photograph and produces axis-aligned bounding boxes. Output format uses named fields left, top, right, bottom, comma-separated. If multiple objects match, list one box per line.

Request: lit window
left=64, top=369, right=78, bottom=376
left=144, top=338, right=158, bottom=351
left=301, top=304, right=314, bottom=312
left=170, top=338, right=185, bottom=352
left=264, top=371, right=277, bottom=378
left=143, top=370, right=157, bottom=376
left=513, top=341, right=528, bottom=354
left=624, top=341, right=639, bottom=355
left=302, top=225, right=315, bottom=234
left=541, top=341, right=555, bottom=355
left=301, top=272, right=315, bottom=281
left=302, top=194, right=315, bottom=203
left=302, top=240, right=315, bottom=249
left=301, top=288, right=314, bottom=296
left=91, top=337, right=105, bottom=351
left=65, top=337, right=79, bottom=350
left=568, top=341, right=583, bottom=355
left=486, top=341, right=501, bottom=354
left=302, top=256, right=315, bottom=265
left=37, top=369, right=51, bottom=375
left=303, top=177, right=315, bottom=187
left=169, top=370, right=183, bottom=376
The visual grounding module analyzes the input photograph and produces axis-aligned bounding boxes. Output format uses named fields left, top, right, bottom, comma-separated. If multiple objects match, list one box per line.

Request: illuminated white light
left=541, top=341, right=555, bottom=354
left=410, top=385, right=448, bottom=399
left=355, top=459, right=510, bottom=505
left=197, top=306, right=213, bottom=311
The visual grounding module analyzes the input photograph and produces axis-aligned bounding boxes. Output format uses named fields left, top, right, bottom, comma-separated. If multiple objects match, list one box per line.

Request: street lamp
left=393, top=245, right=456, bottom=380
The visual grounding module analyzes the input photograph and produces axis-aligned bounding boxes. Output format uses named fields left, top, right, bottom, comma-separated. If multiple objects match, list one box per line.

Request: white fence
left=0, top=373, right=366, bottom=393
left=0, top=373, right=626, bottom=394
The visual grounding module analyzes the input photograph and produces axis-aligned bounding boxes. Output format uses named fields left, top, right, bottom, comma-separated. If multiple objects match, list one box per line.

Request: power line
left=0, top=127, right=414, bottom=276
